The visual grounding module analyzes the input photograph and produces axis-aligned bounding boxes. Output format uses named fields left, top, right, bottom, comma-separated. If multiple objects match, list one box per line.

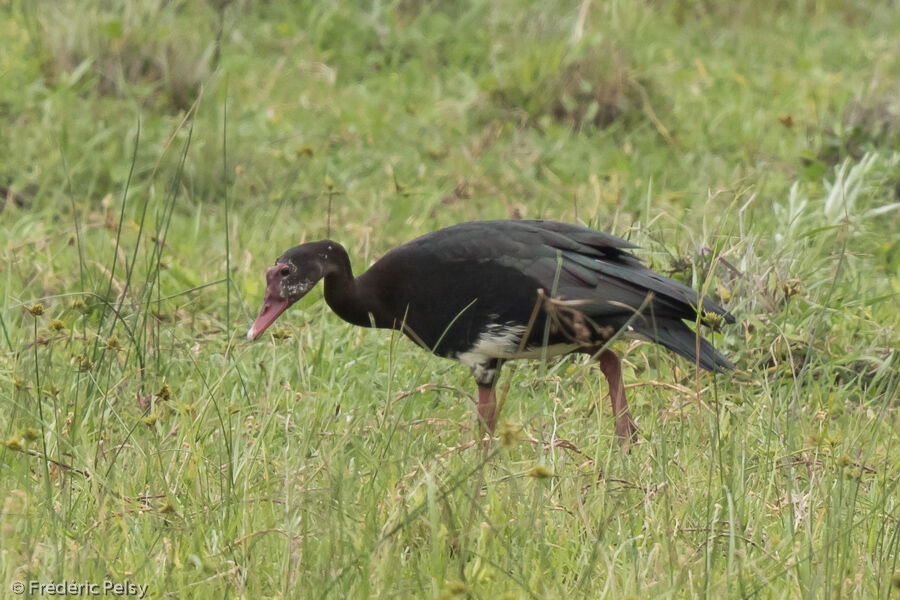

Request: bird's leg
left=477, top=385, right=499, bottom=433
left=596, top=349, right=638, bottom=447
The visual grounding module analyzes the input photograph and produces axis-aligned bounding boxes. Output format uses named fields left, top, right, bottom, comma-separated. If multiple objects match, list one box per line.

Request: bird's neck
left=322, top=244, right=384, bottom=328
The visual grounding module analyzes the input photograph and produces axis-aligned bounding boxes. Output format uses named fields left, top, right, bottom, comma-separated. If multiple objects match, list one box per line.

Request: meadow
left=1, top=0, right=899, bottom=598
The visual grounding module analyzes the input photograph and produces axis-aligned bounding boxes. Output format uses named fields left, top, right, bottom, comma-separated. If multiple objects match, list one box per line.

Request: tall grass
left=1, top=0, right=898, bottom=598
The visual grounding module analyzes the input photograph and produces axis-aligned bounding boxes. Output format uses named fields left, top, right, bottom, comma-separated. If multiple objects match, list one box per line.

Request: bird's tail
left=630, top=317, right=733, bottom=373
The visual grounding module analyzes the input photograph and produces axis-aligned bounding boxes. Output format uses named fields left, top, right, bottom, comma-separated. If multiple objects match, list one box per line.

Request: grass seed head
left=28, top=303, right=44, bottom=317
left=528, top=465, right=552, bottom=479
left=50, top=319, right=66, bottom=331
left=498, top=422, right=523, bottom=449
left=701, top=312, right=724, bottom=328
left=444, top=581, right=468, bottom=595
left=782, top=283, right=801, bottom=298
left=106, top=335, right=120, bottom=350
left=716, top=284, right=732, bottom=302
left=271, top=328, right=291, bottom=340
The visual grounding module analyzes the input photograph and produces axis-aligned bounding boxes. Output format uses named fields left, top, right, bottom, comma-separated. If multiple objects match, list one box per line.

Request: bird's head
left=247, top=241, right=334, bottom=340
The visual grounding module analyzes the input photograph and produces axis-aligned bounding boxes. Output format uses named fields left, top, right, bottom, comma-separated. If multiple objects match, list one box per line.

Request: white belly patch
left=456, top=323, right=580, bottom=369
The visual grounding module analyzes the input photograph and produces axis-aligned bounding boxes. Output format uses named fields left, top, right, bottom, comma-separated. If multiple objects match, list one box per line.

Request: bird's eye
left=280, top=267, right=290, bottom=277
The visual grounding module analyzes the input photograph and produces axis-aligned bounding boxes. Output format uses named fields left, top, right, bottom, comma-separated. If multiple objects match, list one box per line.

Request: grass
left=1, top=0, right=899, bottom=597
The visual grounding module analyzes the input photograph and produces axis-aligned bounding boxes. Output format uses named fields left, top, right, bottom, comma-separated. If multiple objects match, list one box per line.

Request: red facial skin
left=247, top=263, right=293, bottom=340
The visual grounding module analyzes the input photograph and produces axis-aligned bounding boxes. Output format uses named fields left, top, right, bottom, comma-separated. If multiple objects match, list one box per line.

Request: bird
left=247, top=219, right=734, bottom=444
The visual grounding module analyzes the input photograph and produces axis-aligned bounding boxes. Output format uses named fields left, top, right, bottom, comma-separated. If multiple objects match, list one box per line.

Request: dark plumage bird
left=247, top=220, right=734, bottom=444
